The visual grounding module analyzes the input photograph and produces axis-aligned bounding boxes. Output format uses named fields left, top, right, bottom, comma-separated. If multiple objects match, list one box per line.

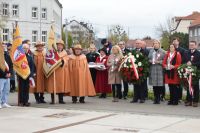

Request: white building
left=189, top=19, right=200, bottom=48
left=64, top=20, right=94, bottom=47
left=0, top=0, right=62, bottom=48
left=171, top=11, right=200, bottom=34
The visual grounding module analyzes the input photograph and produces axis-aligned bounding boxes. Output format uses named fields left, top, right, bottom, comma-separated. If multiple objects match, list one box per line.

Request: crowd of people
left=0, top=36, right=200, bottom=108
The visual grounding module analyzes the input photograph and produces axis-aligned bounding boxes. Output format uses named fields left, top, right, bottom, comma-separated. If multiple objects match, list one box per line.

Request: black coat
left=0, top=52, right=13, bottom=79
left=26, top=53, right=35, bottom=78
left=185, top=49, right=200, bottom=69
left=86, top=52, right=99, bottom=63
left=86, top=52, right=99, bottom=84
left=122, top=48, right=131, bottom=56
left=133, top=48, right=149, bottom=57
left=176, top=46, right=187, bottom=63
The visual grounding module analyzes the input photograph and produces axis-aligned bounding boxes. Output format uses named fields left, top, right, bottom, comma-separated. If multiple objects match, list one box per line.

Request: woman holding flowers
left=148, top=40, right=165, bottom=104
left=107, top=45, right=123, bottom=102
left=162, top=44, right=182, bottom=105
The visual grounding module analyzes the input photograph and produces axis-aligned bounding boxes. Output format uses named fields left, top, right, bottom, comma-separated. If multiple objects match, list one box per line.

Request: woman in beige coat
left=107, top=45, right=123, bottom=102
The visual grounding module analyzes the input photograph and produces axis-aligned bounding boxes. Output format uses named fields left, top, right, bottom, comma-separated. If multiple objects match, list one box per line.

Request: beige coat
left=46, top=50, right=71, bottom=94
left=30, top=51, right=46, bottom=93
left=107, top=54, right=123, bottom=84
left=68, top=54, right=96, bottom=97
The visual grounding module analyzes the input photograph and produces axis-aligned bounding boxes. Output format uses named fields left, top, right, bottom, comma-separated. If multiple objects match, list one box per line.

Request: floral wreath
left=118, top=50, right=149, bottom=84
left=177, top=64, right=200, bottom=96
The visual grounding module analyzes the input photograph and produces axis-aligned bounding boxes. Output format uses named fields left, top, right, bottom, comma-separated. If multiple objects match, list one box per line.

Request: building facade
left=189, top=19, right=200, bottom=48
left=0, top=0, right=62, bottom=48
left=64, top=20, right=94, bottom=48
left=171, top=11, right=200, bottom=34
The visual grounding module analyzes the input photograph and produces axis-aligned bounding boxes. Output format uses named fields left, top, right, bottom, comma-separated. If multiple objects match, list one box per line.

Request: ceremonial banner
left=10, top=24, right=30, bottom=79
left=43, top=26, right=62, bottom=78
left=0, top=41, right=6, bottom=72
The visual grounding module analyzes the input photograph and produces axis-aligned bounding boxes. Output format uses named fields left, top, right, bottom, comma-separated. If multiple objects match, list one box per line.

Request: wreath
left=119, top=51, right=149, bottom=84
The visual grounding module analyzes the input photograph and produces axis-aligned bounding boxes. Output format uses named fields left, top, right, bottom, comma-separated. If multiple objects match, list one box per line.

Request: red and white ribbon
left=186, top=68, right=194, bottom=96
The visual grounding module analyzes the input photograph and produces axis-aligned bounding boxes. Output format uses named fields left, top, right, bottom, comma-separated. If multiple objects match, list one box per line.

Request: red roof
left=175, top=11, right=200, bottom=21
left=190, top=17, right=200, bottom=27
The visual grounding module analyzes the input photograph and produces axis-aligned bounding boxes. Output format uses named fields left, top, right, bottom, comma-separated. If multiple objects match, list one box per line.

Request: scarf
left=166, top=52, right=177, bottom=79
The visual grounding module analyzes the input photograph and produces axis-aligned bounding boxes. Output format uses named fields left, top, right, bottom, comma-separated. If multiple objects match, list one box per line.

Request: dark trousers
left=153, top=86, right=162, bottom=102
left=178, top=85, right=183, bottom=100
left=18, top=77, right=29, bottom=104
left=160, top=85, right=166, bottom=99
left=186, top=84, right=199, bottom=103
left=133, top=82, right=145, bottom=101
left=34, top=93, right=44, bottom=102
left=72, top=96, right=85, bottom=102
left=123, top=80, right=129, bottom=97
left=89, top=68, right=97, bottom=85
left=112, top=84, right=121, bottom=98
left=51, top=93, right=64, bottom=102
left=169, top=84, right=179, bottom=104
left=144, top=79, right=148, bottom=98
left=10, top=80, right=16, bottom=91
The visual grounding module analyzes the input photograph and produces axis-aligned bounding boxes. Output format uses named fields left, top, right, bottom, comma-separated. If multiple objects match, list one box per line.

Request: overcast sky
left=59, top=0, right=200, bottom=39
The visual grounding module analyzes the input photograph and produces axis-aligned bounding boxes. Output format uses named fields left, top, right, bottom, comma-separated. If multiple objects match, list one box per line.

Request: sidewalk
left=1, top=92, right=200, bottom=133
left=1, top=106, right=200, bottom=133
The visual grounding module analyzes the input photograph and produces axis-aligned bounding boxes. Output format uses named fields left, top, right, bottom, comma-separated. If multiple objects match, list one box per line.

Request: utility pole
left=39, top=0, right=42, bottom=41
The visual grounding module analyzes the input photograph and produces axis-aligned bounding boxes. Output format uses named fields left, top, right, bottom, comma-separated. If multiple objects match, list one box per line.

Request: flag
left=0, top=41, right=6, bottom=72
left=43, top=26, right=62, bottom=78
left=10, top=24, right=30, bottom=79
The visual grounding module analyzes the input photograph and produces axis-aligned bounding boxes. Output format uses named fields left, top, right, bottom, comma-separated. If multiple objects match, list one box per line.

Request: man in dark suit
left=118, top=41, right=131, bottom=99
left=185, top=41, right=200, bottom=107
left=18, top=43, right=35, bottom=106
left=130, top=39, right=149, bottom=103
left=172, top=37, right=187, bottom=102
left=141, top=40, right=149, bottom=99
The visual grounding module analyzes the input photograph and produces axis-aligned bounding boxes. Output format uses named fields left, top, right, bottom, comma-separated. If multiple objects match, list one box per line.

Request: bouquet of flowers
left=119, top=51, right=149, bottom=84
left=177, top=64, right=200, bottom=95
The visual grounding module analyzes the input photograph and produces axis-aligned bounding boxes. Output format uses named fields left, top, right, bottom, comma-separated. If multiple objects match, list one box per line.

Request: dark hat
left=99, top=48, right=107, bottom=54
left=6, top=43, right=12, bottom=47
left=101, top=39, right=107, bottom=45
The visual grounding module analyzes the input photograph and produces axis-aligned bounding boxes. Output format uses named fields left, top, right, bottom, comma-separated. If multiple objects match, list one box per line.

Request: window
left=12, top=5, right=19, bottom=17
left=32, top=7, right=38, bottom=18
left=198, top=28, right=200, bottom=36
left=2, top=29, right=9, bottom=42
left=189, top=30, right=193, bottom=37
left=41, top=31, right=47, bottom=44
left=32, top=30, right=38, bottom=45
left=2, top=3, right=9, bottom=16
left=194, top=29, right=198, bottom=36
left=41, top=8, right=47, bottom=19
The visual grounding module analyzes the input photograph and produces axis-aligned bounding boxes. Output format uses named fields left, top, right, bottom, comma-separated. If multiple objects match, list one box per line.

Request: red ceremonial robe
left=95, top=56, right=112, bottom=93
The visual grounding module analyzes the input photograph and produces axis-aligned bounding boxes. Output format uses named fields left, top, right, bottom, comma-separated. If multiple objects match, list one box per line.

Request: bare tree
left=108, top=25, right=129, bottom=45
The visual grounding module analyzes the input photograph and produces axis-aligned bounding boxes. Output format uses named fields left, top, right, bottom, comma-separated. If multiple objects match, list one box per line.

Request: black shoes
left=59, top=101, right=66, bottom=104
left=99, top=93, right=107, bottom=98
left=130, top=100, right=138, bottom=103
left=168, top=101, right=178, bottom=105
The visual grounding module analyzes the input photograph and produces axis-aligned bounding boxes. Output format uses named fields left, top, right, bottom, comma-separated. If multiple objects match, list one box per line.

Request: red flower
left=138, top=67, right=143, bottom=71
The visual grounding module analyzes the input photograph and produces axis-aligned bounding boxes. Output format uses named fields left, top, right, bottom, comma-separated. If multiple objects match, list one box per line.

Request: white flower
left=181, top=69, right=184, bottom=72
left=135, top=64, right=138, bottom=68
left=129, top=65, right=132, bottom=68
left=128, top=58, right=131, bottom=63
left=128, top=53, right=132, bottom=56
left=124, top=64, right=127, bottom=67
left=192, top=73, right=196, bottom=76
left=136, top=54, right=139, bottom=58
left=138, top=62, right=142, bottom=66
